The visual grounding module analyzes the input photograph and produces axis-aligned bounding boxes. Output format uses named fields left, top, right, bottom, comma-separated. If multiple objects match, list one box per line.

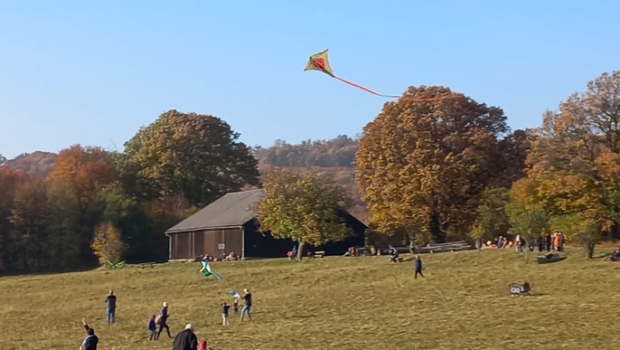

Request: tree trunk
left=429, top=213, right=446, bottom=243
left=611, top=222, right=619, bottom=241
left=586, top=242, right=595, bottom=259
left=525, top=247, right=529, bottom=264
left=297, top=241, right=306, bottom=260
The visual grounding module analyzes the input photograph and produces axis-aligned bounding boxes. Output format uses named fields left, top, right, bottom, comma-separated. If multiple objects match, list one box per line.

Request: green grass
left=2, top=248, right=620, bottom=350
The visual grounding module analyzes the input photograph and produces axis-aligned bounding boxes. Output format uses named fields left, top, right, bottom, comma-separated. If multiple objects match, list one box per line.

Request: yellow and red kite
left=304, top=49, right=461, bottom=101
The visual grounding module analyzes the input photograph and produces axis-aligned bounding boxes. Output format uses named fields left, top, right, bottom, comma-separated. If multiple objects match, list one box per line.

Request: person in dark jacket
left=79, top=317, right=98, bottom=350
left=148, top=314, right=157, bottom=340
left=544, top=233, right=552, bottom=252
left=105, top=290, right=117, bottom=325
left=414, top=255, right=424, bottom=279
left=156, top=301, right=172, bottom=340
left=172, top=324, right=198, bottom=350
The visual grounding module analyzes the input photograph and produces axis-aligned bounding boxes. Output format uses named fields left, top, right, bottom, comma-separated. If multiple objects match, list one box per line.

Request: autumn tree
left=91, top=221, right=127, bottom=265
left=45, top=180, right=82, bottom=270
left=142, top=196, right=198, bottom=261
left=94, top=184, right=156, bottom=263
left=356, top=86, right=509, bottom=242
left=256, top=169, right=352, bottom=259
left=491, top=130, right=530, bottom=188
left=469, top=188, right=511, bottom=241
left=10, top=178, right=48, bottom=271
left=515, top=71, right=620, bottom=257
left=0, top=168, right=29, bottom=271
left=119, top=110, right=260, bottom=207
left=49, top=145, right=119, bottom=207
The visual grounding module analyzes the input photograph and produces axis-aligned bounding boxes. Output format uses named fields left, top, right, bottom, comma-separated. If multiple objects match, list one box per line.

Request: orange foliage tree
left=49, top=145, right=119, bottom=206
left=510, top=71, right=620, bottom=258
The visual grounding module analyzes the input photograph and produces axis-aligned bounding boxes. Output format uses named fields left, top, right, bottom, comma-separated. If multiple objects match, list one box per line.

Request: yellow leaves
left=356, top=86, right=510, bottom=240
left=257, top=169, right=352, bottom=245
left=91, top=221, right=126, bottom=265
left=517, top=72, right=620, bottom=241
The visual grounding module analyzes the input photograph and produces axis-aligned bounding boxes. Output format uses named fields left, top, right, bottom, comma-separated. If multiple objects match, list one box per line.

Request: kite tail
left=334, top=76, right=463, bottom=101
left=333, top=76, right=400, bottom=98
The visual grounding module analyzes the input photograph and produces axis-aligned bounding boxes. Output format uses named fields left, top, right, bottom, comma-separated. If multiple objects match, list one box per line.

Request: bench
left=313, top=251, right=325, bottom=258
left=140, top=262, right=155, bottom=269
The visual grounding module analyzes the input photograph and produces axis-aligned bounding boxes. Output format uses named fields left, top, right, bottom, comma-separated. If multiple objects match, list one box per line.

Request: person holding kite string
left=105, top=290, right=116, bottom=325
left=79, top=317, right=98, bottom=350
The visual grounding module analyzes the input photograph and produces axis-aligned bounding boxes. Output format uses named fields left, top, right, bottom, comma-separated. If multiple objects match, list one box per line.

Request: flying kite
left=200, top=260, right=222, bottom=281
left=106, top=260, right=125, bottom=270
left=304, top=49, right=462, bottom=101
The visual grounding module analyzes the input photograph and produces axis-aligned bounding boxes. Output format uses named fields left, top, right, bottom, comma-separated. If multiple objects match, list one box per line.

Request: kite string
left=332, top=76, right=462, bottom=101
left=333, top=76, right=400, bottom=98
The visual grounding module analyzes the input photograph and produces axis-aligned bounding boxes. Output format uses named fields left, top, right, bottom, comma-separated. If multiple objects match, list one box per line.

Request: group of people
left=80, top=288, right=254, bottom=350
left=488, top=231, right=566, bottom=253
left=535, top=231, right=565, bottom=252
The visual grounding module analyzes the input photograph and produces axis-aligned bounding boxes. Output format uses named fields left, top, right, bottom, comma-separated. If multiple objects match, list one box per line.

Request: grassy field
left=1, top=248, right=620, bottom=350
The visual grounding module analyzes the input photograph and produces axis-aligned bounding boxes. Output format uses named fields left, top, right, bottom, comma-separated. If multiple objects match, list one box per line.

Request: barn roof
left=165, top=189, right=264, bottom=233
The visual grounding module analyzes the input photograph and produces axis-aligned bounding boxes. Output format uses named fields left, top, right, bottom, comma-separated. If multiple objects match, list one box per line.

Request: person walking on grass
left=240, top=288, right=253, bottom=321
left=105, top=290, right=117, bottom=325
left=172, top=324, right=198, bottom=350
left=79, top=317, right=98, bottom=350
left=414, top=255, right=425, bottom=279
left=221, top=301, right=230, bottom=325
left=148, top=314, right=157, bottom=341
left=156, top=301, right=172, bottom=340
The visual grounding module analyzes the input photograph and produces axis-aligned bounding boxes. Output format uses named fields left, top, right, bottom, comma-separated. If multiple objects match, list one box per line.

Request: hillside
left=253, top=135, right=366, bottom=221
left=2, top=135, right=369, bottom=221
left=1, top=248, right=618, bottom=350
left=2, top=151, right=57, bottom=177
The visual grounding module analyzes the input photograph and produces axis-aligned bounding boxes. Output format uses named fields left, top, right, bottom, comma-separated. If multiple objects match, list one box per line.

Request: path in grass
left=1, top=249, right=619, bottom=350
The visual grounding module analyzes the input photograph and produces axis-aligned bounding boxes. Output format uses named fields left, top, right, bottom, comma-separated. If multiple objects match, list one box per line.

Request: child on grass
left=148, top=314, right=156, bottom=340
left=198, top=340, right=208, bottom=350
left=233, top=294, right=239, bottom=315
left=221, top=301, right=230, bottom=326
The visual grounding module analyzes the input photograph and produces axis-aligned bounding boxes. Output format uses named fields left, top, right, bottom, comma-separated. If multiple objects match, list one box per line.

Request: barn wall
left=201, top=227, right=243, bottom=258
left=243, top=220, right=294, bottom=258
left=243, top=214, right=367, bottom=258
left=315, top=210, right=367, bottom=255
left=170, top=232, right=191, bottom=260
left=169, top=211, right=367, bottom=260
left=169, top=228, right=243, bottom=261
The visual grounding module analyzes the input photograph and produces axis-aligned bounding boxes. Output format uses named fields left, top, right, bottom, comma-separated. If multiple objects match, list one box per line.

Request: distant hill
left=2, top=135, right=368, bottom=222
left=253, top=135, right=367, bottom=222
left=3, top=151, right=57, bottom=177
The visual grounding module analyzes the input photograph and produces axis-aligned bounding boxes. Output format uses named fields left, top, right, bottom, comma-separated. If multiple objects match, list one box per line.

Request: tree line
left=355, top=71, right=620, bottom=258
left=1, top=71, right=618, bottom=273
left=0, top=110, right=259, bottom=274
left=253, top=135, right=358, bottom=168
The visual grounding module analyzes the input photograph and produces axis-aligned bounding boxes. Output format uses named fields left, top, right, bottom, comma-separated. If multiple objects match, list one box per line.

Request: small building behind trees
left=165, top=189, right=367, bottom=260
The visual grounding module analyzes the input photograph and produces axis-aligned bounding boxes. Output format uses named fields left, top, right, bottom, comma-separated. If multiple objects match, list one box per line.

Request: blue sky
left=1, top=0, right=619, bottom=159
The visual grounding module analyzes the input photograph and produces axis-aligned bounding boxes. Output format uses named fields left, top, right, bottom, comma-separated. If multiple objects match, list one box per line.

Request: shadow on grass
left=536, top=256, right=567, bottom=264
left=592, top=252, right=613, bottom=260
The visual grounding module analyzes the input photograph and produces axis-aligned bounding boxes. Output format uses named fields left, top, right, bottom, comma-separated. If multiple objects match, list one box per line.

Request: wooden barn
left=165, top=189, right=367, bottom=260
